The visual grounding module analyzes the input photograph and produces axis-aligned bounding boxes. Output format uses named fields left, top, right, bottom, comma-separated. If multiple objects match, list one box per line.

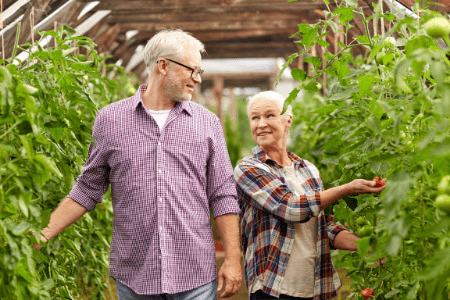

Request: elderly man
left=34, top=29, right=242, bottom=300
left=233, top=91, right=385, bottom=300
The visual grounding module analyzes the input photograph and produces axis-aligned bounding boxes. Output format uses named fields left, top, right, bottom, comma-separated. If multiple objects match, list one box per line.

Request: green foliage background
left=284, top=0, right=450, bottom=298
left=0, top=26, right=138, bottom=299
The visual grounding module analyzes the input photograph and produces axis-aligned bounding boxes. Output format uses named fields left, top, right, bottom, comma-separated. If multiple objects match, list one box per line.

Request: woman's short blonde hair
left=246, top=91, right=293, bottom=120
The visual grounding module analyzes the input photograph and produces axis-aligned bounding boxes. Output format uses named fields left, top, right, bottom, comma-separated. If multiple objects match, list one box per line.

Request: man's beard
left=165, top=73, right=192, bottom=102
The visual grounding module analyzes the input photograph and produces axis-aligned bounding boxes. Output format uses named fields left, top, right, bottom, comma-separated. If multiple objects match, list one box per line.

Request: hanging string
left=373, top=8, right=377, bottom=38
left=1, top=0, right=4, bottom=63
left=381, top=2, right=385, bottom=37
left=31, top=7, right=34, bottom=48
left=54, top=21, right=57, bottom=48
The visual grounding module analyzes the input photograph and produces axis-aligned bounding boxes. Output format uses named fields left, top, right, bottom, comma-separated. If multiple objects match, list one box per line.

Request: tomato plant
left=285, top=0, right=450, bottom=298
left=0, top=25, right=138, bottom=299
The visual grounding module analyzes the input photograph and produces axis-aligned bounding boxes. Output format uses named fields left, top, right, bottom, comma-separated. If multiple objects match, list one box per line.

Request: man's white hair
left=246, top=91, right=293, bottom=120
left=143, top=29, right=206, bottom=74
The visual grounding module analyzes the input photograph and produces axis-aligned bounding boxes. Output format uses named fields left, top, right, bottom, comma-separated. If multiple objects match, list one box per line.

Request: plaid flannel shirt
left=234, top=146, right=348, bottom=299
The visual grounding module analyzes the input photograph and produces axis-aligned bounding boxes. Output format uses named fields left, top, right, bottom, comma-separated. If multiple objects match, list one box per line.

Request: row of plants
left=284, top=0, right=450, bottom=298
left=0, top=25, right=138, bottom=299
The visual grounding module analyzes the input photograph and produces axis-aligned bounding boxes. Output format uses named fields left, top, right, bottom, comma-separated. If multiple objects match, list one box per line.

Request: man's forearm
left=333, top=230, right=359, bottom=251
left=40, top=197, right=88, bottom=242
left=214, top=213, right=241, bottom=259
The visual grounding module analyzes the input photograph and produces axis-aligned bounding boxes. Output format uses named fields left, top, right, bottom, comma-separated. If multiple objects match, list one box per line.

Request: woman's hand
left=344, top=179, right=385, bottom=196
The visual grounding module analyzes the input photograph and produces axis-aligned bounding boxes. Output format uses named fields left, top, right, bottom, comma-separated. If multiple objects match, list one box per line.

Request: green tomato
left=438, top=175, right=450, bottom=194
left=435, top=194, right=450, bottom=213
left=357, top=225, right=373, bottom=237
left=376, top=51, right=386, bottom=65
left=356, top=216, right=367, bottom=225
left=424, top=17, right=450, bottom=39
left=351, top=259, right=359, bottom=268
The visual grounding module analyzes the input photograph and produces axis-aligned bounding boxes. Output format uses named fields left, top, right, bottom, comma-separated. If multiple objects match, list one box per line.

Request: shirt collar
left=132, top=84, right=193, bottom=117
left=252, top=145, right=303, bottom=167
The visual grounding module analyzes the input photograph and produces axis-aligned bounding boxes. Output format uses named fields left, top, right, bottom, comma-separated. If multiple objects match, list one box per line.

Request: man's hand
left=32, top=235, right=48, bottom=251
left=217, top=257, right=242, bottom=298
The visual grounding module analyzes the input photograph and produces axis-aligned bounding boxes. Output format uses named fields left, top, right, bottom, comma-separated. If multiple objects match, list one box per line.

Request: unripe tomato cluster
left=435, top=175, right=450, bottom=214
left=356, top=216, right=372, bottom=237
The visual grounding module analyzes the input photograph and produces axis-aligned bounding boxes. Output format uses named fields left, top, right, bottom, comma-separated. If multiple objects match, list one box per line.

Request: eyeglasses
left=158, top=58, right=204, bottom=79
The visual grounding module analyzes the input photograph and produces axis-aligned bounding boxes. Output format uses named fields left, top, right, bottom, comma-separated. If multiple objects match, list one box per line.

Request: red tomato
left=360, top=288, right=375, bottom=299
left=373, top=176, right=386, bottom=187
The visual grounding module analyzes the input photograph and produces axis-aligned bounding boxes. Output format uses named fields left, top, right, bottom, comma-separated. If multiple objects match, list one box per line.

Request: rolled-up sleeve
left=234, top=160, right=321, bottom=223
left=326, top=221, right=348, bottom=250
left=68, top=111, right=109, bottom=211
left=206, top=118, right=240, bottom=218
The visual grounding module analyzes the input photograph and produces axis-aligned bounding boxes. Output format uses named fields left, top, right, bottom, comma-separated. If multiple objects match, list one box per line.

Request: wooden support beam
left=88, top=0, right=328, bottom=13
left=118, top=17, right=315, bottom=32
left=120, top=43, right=141, bottom=68
left=131, top=62, right=147, bottom=84
left=97, top=24, right=121, bottom=54
left=228, top=87, right=237, bottom=130
left=109, top=11, right=318, bottom=24
left=24, top=1, right=85, bottom=44
left=3, top=0, right=51, bottom=59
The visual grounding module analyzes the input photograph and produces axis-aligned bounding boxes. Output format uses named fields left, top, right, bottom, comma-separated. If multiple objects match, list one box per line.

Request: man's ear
left=157, top=59, right=168, bottom=75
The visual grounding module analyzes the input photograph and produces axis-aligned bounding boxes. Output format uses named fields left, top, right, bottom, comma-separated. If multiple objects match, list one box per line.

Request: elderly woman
left=234, top=91, right=385, bottom=300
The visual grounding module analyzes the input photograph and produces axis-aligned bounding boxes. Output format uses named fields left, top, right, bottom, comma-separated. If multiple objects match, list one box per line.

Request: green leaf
left=312, top=105, right=340, bottom=114
left=304, top=56, right=322, bottom=68
left=277, top=53, right=299, bottom=85
left=356, top=236, right=372, bottom=258
left=16, top=120, right=33, bottom=135
left=34, top=154, right=63, bottom=177
left=383, top=52, right=394, bottom=65
left=385, top=235, right=402, bottom=256
left=344, top=196, right=358, bottom=210
left=291, top=68, right=307, bottom=81
left=321, top=157, right=339, bottom=166
left=335, top=7, right=355, bottom=22
left=358, top=75, right=377, bottom=96
left=365, top=115, right=383, bottom=135
left=317, top=39, right=330, bottom=48
left=10, top=221, right=34, bottom=236
left=304, top=81, right=319, bottom=91
left=430, top=138, right=450, bottom=156
left=327, top=86, right=358, bottom=100
left=281, top=88, right=300, bottom=115
left=49, top=50, right=63, bottom=60
left=357, top=35, right=369, bottom=44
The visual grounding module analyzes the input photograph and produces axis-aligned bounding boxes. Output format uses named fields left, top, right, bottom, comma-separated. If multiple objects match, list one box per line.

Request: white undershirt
left=250, top=164, right=317, bottom=297
left=147, top=109, right=171, bottom=130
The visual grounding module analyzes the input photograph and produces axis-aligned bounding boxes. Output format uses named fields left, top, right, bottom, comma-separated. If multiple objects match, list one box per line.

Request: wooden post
left=229, top=86, right=238, bottom=131
left=213, top=76, right=224, bottom=129
left=309, top=44, right=316, bottom=76
left=321, top=35, right=327, bottom=95
left=373, top=14, right=377, bottom=37
left=297, top=56, right=304, bottom=70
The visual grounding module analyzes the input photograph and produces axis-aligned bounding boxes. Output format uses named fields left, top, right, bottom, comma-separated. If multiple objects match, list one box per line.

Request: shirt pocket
left=108, top=143, right=156, bottom=184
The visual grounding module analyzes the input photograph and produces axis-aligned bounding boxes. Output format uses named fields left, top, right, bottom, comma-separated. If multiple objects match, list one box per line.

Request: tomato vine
left=285, top=1, right=450, bottom=299
left=0, top=26, right=138, bottom=299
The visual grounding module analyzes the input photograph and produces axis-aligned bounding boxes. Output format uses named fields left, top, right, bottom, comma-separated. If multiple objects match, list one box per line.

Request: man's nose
left=193, top=74, right=202, bottom=84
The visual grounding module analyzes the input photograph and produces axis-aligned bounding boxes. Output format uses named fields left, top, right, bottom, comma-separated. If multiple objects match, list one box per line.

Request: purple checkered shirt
left=69, top=84, right=240, bottom=295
